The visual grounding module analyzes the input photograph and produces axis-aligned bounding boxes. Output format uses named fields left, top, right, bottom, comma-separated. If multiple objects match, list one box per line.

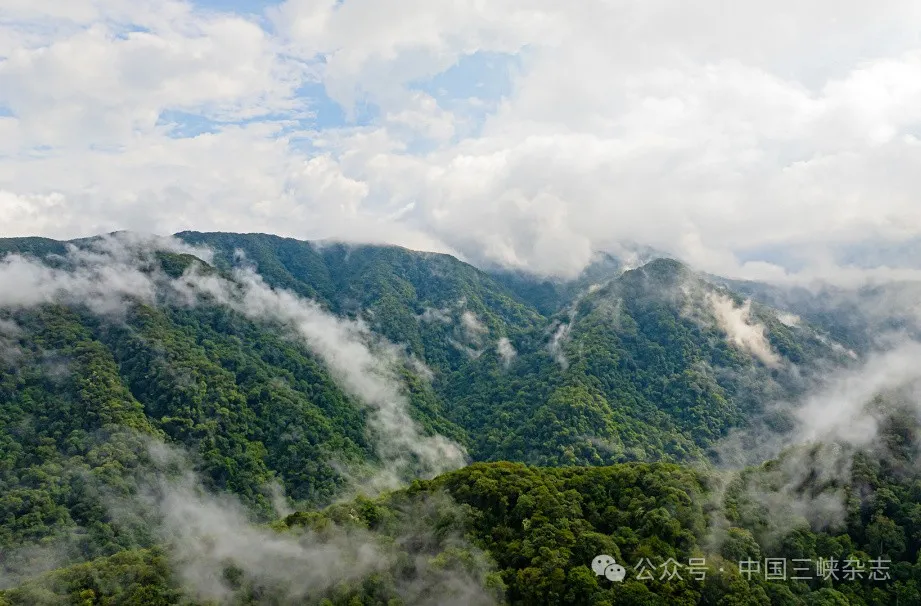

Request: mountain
left=0, top=231, right=862, bottom=602
left=440, top=257, right=848, bottom=467
left=170, top=234, right=851, bottom=467
left=488, top=251, right=625, bottom=316
left=5, top=440, right=921, bottom=605
left=173, top=231, right=545, bottom=377
left=711, top=275, right=921, bottom=356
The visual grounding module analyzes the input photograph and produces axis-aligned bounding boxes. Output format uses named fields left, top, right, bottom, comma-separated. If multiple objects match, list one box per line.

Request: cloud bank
left=3, top=1, right=921, bottom=282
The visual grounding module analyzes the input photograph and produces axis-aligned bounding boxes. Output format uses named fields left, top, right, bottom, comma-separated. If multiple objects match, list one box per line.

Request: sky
left=2, top=1, right=921, bottom=283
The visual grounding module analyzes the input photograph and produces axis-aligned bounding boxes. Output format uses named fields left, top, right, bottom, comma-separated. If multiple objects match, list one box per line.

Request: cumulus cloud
left=3, top=2, right=921, bottom=282
left=0, top=2, right=303, bottom=147
left=707, top=294, right=782, bottom=367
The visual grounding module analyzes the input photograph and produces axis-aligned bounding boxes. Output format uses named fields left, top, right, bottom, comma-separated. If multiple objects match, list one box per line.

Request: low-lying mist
left=706, top=338, right=921, bottom=553
left=0, top=234, right=493, bottom=603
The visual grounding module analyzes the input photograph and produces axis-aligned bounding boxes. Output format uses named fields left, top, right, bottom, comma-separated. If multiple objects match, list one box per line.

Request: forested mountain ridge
left=178, top=233, right=854, bottom=456
left=0, top=231, right=849, bottom=470
left=440, top=256, right=849, bottom=466
left=0, top=231, right=863, bottom=602
left=715, top=275, right=921, bottom=356
left=172, top=231, right=546, bottom=379
left=5, top=447, right=921, bottom=605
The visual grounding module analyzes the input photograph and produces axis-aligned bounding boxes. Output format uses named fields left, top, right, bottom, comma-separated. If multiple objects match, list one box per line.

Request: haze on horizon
left=2, top=0, right=921, bottom=284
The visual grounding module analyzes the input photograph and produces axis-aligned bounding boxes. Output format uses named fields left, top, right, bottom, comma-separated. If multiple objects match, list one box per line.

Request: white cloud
left=138, top=444, right=386, bottom=604
left=384, top=92, right=456, bottom=142
left=0, top=318, right=22, bottom=364
left=418, top=306, right=451, bottom=324
left=0, top=191, right=69, bottom=235
left=776, top=312, right=800, bottom=327
left=496, top=336, right=516, bottom=368
left=269, top=0, right=554, bottom=114
left=712, top=339, right=921, bottom=534
left=707, top=294, right=782, bottom=367
left=0, top=12, right=302, bottom=149
left=0, top=232, right=209, bottom=313
left=460, top=310, right=486, bottom=343
left=3, top=1, right=921, bottom=283
left=548, top=321, right=570, bottom=369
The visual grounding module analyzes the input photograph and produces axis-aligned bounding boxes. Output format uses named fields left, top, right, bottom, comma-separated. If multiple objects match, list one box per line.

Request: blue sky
left=147, top=3, right=521, bottom=142
left=194, top=0, right=282, bottom=15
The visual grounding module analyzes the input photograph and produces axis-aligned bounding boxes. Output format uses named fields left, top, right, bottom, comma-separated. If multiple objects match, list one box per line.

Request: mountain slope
left=0, top=239, right=471, bottom=583
left=440, top=258, right=847, bottom=466
left=0, top=231, right=851, bottom=591
left=175, top=231, right=545, bottom=376
left=5, top=447, right=921, bottom=606
left=716, top=275, right=921, bottom=355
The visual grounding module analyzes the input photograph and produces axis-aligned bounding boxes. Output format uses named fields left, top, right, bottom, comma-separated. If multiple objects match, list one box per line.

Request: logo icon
left=592, top=554, right=626, bottom=582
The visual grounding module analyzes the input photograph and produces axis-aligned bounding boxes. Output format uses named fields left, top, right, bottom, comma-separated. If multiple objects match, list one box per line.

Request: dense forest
left=4, top=448, right=921, bottom=605
left=0, top=232, right=911, bottom=605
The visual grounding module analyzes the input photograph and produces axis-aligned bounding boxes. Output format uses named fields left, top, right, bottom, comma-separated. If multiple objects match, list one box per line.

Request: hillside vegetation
left=0, top=232, right=883, bottom=604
